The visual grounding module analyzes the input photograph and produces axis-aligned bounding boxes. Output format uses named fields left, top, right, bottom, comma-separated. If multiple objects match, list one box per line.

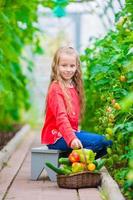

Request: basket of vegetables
left=46, top=148, right=105, bottom=189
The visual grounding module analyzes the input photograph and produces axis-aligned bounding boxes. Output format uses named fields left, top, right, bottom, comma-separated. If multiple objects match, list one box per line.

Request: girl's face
left=58, top=53, right=77, bottom=82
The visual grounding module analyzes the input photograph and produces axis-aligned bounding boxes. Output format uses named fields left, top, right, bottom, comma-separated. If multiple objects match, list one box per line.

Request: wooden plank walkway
left=0, top=130, right=102, bottom=200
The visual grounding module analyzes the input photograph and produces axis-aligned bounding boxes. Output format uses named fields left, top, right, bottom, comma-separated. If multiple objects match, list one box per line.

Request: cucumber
left=59, top=157, right=71, bottom=165
left=61, top=164, right=72, bottom=171
left=97, top=159, right=106, bottom=170
left=93, top=160, right=98, bottom=167
left=45, top=162, right=71, bottom=175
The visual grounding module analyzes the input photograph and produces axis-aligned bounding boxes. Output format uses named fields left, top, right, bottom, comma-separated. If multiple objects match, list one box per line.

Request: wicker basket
left=57, top=171, right=101, bottom=189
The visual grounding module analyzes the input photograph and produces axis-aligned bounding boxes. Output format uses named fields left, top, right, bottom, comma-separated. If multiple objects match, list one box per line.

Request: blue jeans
left=47, top=130, right=113, bottom=159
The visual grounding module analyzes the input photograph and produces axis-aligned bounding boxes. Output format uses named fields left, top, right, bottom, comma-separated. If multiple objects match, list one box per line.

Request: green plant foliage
left=81, top=1, right=133, bottom=199
left=0, top=0, right=47, bottom=131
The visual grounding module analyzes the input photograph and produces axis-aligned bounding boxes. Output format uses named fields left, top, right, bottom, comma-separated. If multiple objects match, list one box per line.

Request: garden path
left=0, top=131, right=102, bottom=200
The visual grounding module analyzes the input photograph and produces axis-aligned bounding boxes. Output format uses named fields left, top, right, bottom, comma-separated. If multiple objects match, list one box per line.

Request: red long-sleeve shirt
left=41, top=82, right=80, bottom=147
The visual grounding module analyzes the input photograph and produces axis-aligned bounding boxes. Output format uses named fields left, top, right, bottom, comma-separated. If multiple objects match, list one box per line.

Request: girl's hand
left=70, top=138, right=83, bottom=149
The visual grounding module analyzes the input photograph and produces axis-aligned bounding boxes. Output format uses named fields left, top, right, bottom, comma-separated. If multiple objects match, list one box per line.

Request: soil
left=0, top=124, right=22, bottom=150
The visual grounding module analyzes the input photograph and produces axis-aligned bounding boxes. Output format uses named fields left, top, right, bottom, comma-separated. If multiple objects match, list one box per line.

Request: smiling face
left=58, top=53, right=77, bottom=83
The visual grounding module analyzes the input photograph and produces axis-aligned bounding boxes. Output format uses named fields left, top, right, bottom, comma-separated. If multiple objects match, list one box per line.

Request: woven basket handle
left=81, top=147, right=88, bottom=170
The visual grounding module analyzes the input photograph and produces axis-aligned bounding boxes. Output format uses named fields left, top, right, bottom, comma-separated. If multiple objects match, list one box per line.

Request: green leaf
left=90, top=65, right=110, bottom=79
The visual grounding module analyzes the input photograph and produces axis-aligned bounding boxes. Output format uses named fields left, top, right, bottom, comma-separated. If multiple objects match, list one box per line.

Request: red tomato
left=68, top=152, right=80, bottom=163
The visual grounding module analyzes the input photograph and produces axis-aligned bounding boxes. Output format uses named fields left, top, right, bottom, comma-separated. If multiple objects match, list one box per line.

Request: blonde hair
left=47, top=46, right=85, bottom=120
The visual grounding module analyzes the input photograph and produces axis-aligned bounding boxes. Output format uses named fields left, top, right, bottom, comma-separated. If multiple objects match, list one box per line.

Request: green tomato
left=107, top=147, right=112, bottom=155
left=112, top=154, right=119, bottom=162
left=106, top=158, right=113, bottom=166
left=117, top=132, right=123, bottom=142
left=106, top=128, right=113, bottom=136
left=108, top=123, right=114, bottom=127
left=127, top=170, right=133, bottom=181
left=105, top=134, right=111, bottom=140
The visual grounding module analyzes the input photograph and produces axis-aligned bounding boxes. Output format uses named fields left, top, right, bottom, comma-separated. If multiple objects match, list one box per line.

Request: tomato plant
left=81, top=0, right=133, bottom=199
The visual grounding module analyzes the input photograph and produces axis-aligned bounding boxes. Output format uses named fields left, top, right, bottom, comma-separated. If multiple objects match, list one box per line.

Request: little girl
left=41, top=46, right=112, bottom=158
